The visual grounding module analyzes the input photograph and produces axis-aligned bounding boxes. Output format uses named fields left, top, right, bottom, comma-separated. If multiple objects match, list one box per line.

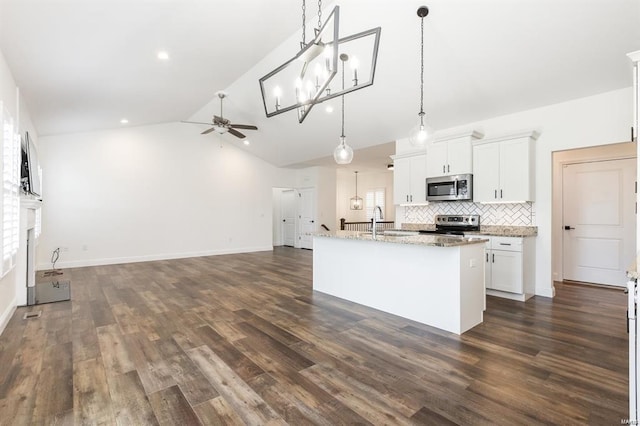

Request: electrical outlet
left=469, top=258, right=477, bottom=268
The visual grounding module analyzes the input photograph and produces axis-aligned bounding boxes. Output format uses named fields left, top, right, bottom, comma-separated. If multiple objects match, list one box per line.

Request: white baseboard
left=0, top=298, right=17, bottom=337
left=36, top=246, right=274, bottom=270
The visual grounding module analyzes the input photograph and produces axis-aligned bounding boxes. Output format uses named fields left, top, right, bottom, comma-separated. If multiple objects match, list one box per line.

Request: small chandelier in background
left=334, top=54, right=354, bottom=165
left=350, top=171, right=363, bottom=210
left=409, top=6, right=435, bottom=147
left=258, top=1, right=381, bottom=123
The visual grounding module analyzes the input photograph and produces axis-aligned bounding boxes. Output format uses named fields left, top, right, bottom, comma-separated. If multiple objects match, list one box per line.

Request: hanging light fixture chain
left=318, top=0, right=322, bottom=29
left=302, top=0, right=306, bottom=46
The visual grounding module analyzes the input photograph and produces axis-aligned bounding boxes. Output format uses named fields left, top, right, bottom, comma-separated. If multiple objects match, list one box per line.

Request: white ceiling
left=1, top=0, right=639, bottom=170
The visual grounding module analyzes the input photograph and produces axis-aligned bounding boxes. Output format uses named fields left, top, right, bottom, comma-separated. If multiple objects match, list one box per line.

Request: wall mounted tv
left=21, top=131, right=41, bottom=198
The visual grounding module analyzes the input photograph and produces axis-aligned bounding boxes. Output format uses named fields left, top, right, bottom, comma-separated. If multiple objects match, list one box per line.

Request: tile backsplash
left=404, top=202, right=535, bottom=226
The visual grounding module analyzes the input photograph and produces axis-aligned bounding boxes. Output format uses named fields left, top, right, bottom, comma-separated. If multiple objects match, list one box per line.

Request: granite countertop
left=314, top=231, right=489, bottom=247
left=401, top=223, right=538, bottom=238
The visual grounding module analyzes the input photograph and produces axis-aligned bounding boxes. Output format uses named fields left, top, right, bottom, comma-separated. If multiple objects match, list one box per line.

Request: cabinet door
left=425, top=143, right=448, bottom=178
left=409, top=154, right=427, bottom=203
left=447, top=138, right=472, bottom=175
left=393, top=157, right=412, bottom=204
left=499, top=138, right=531, bottom=202
left=472, top=143, right=500, bottom=202
left=490, top=250, right=523, bottom=293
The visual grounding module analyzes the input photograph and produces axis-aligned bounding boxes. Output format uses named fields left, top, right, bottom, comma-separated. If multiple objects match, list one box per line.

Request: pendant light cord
left=317, top=0, right=322, bottom=29
left=419, top=14, right=425, bottom=124
left=302, top=0, right=306, bottom=46
left=341, top=58, right=345, bottom=138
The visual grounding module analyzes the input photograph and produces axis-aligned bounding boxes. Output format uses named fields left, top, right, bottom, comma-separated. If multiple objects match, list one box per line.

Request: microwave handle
left=454, top=179, right=458, bottom=196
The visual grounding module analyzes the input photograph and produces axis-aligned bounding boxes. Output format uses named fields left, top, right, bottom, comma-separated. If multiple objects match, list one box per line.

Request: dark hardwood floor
left=0, top=247, right=628, bottom=425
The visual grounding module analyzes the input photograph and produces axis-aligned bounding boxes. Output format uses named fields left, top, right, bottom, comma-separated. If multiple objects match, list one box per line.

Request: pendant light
left=333, top=53, right=354, bottom=164
left=350, top=171, right=363, bottom=210
left=409, top=6, right=435, bottom=147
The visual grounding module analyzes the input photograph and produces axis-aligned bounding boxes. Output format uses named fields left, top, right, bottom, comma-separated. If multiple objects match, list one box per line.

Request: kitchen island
left=313, top=231, right=488, bottom=334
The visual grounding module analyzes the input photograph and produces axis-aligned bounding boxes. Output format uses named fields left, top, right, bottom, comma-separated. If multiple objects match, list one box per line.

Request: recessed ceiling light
left=157, top=50, right=170, bottom=60
left=243, top=140, right=250, bottom=146
left=325, top=105, right=334, bottom=113
left=120, top=118, right=129, bottom=124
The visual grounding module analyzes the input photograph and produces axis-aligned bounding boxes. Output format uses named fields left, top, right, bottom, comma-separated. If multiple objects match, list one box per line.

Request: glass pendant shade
left=333, top=136, right=353, bottom=164
left=409, top=120, right=435, bottom=147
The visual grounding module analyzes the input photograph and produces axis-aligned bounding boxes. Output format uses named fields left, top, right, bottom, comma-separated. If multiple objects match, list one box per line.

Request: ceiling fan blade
left=201, top=127, right=217, bottom=135
left=230, top=124, right=258, bottom=130
left=228, top=128, right=246, bottom=139
left=182, top=120, right=213, bottom=126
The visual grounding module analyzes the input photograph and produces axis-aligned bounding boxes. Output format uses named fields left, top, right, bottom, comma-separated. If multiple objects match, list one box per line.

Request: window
left=1, top=102, right=20, bottom=277
left=365, top=188, right=385, bottom=220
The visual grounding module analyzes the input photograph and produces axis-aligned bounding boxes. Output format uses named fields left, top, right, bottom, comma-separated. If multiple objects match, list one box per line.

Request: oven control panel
left=435, top=214, right=480, bottom=227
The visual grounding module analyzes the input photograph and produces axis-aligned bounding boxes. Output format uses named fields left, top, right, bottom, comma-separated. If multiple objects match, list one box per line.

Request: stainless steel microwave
left=426, top=174, right=473, bottom=201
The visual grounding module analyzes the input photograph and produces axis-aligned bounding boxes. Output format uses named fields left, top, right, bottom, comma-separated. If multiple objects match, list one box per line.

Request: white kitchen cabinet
left=484, top=236, right=535, bottom=301
left=472, top=131, right=538, bottom=203
left=426, top=131, right=481, bottom=178
left=392, top=153, right=426, bottom=205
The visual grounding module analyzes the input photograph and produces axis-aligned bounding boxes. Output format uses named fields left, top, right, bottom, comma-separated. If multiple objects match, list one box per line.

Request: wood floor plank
left=73, top=357, right=116, bottom=424
left=31, top=342, right=73, bottom=424
left=192, top=396, right=246, bottom=425
left=107, top=370, right=159, bottom=425
left=186, top=345, right=285, bottom=425
left=148, top=384, right=202, bottom=426
left=96, top=323, right=135, bottom=377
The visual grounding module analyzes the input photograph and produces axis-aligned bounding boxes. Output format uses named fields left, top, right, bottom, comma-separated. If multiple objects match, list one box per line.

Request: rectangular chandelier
left=259, top=6, right=381, bottom=123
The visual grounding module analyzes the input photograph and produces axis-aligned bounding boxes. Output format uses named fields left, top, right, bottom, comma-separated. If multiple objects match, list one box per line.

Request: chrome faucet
left=371, top=205, right=384, bottom=238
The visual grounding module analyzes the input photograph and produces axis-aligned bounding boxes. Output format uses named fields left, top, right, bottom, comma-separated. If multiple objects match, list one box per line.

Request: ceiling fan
left=183, top=91, right=258, bottom=138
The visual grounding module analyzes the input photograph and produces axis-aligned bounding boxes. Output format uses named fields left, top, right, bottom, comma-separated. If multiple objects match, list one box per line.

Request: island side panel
left=458, top=243, right=485, bottom=332
left=312, top=236, right=483, bottom=334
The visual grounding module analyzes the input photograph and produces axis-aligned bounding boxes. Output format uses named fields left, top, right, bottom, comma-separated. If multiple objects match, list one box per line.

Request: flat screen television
left=20, top=131, right=41, bottom=198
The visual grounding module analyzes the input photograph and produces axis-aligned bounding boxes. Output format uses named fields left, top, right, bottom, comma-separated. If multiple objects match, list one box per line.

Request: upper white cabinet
left=472, top=130, right=538, bottom=203
left=425, top=131, right=483, bottom=178
left=392, top=153, right=427, bottom=205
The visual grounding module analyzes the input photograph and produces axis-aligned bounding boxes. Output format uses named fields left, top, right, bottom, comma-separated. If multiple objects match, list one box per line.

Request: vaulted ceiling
left=1, top=0, right=639, bottom=169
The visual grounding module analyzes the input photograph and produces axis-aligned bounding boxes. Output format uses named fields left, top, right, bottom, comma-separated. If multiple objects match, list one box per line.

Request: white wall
left=336, top=169, right=394, bottom=225
left=36, top=122, right=296, bottom=268
left=395, top=87, right=633, bottom=298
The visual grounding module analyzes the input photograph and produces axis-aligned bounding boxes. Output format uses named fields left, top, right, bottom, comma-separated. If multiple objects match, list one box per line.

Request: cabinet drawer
left=490, top=236, right=523, bottom=251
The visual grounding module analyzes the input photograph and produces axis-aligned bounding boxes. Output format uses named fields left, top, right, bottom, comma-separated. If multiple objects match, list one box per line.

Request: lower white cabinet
left=484, top=236, right=535, bottom=301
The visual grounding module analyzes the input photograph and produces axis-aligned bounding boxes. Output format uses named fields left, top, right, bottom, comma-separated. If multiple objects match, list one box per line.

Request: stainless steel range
left=419, top=214, right=480, bottom=236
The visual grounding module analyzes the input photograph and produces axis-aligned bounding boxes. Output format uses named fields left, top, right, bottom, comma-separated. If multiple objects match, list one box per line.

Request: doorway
left=272, top=187, right=316, bottom=249
left=562, top=158, right=636, bottom=287
left=553, top=142, right=636, bottom=288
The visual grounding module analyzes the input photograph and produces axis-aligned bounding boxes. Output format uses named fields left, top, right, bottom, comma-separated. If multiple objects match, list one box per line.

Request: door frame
left=552, top=142, right=636, bottom=285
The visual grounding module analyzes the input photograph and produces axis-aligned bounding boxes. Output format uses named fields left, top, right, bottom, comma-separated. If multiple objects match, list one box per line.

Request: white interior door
left=298, top=187, right=316, bottom=250
left=282, top=189, right=296, bottom=247
left=563, top=158, right=636, bottom=287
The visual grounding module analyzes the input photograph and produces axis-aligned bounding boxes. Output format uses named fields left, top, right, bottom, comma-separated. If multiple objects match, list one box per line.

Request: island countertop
left=314, top=230, right=488, bottom=247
